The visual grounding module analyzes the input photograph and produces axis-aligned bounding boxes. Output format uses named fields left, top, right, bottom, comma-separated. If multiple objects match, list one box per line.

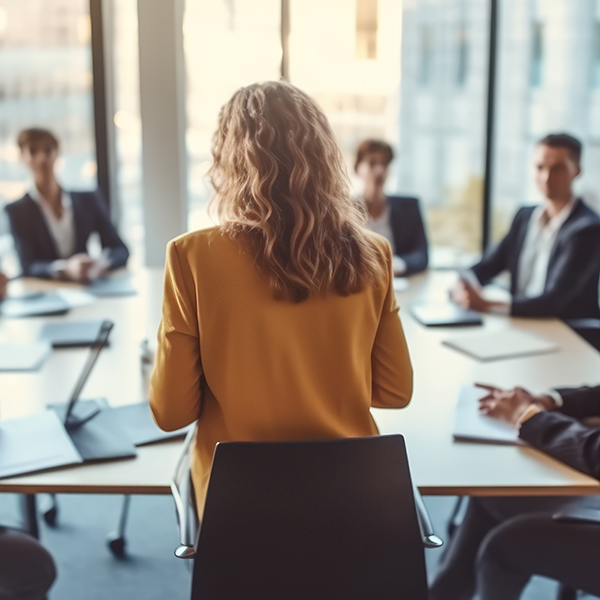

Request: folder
left=39, top=320, right=106, bottom=348
left=443, top=329, right=558, bottom=361
left=111, top=401, right=192, bottom=446
left=453, top=385, right=523, bottom=445
left=411, top=303, right=483, bottom=327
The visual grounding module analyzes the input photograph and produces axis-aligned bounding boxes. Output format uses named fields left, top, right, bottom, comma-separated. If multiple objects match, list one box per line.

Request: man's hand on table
left=475, top=383, right=558, bottom=428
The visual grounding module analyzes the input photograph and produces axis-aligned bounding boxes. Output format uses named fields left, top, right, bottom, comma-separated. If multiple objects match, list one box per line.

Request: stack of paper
left=443, top=329, right=558, bottom=361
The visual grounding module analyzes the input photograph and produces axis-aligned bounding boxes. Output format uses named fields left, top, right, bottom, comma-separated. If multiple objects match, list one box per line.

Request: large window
left=397, top=0, right=490, bottom=263
left=0, top=0, right=95, bottom=275
left=288, top=0, right=402, bottom=194
left=491, top=0, right=600, bottom=243
left=183, top=0, right=282, bottom=232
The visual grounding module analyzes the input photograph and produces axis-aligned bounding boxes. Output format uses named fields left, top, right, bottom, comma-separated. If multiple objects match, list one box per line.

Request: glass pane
left=491, top=0, right=600, bottom=243
left=398, top=0, right=489, bottom=266
left=112, top=0, right=143, bottom=263
left=0, top=0, right=95, bottom=274
left=184, top=0, right=282, bottom=231
left=288, top=0, right=402, bottom=195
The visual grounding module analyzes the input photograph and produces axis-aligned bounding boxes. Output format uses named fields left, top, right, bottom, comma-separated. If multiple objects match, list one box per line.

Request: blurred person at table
left=355, top=140, right=428, bottom=276
left=0, top=527, right=56, bottom=599
left=5, top=128, right=129, bottom=282
left=450, top=133, right=600, bottom=320
left=150, top=81, right=413, bottom=516
left=429, top=382, right=600, bottom=600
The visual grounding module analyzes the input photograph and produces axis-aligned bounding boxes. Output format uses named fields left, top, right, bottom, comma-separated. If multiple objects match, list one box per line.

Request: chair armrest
left=413, top=485, right=443, bottom=549
left=172, top=424, right=199, bottom=559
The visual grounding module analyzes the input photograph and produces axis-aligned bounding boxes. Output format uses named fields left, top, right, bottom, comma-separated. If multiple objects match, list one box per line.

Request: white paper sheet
left=0, top=343, right=51, bottom=372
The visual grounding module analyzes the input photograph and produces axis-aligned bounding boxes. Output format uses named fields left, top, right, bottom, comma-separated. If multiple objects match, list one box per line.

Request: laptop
left=39, top=320, right=106, bottom=349
left=49, top=320, right=137, bottom=462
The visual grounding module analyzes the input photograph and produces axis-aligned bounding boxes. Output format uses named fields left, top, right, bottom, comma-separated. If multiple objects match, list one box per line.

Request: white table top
left=0, top=269, right=598, bottom=497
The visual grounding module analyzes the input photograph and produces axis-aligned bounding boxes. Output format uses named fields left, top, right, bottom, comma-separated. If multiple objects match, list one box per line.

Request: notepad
left=453, top=385, right=523, bottom=445
left=0, top=411, right=83, bottom=478
left=1, top=293, right=70, bottom=318
left=411, top=303, right=483, bottom=327
left=0, top=343, right=51, bottom=372
left=87, top=276, right=136, bottom=297
left=443, top=329, right=558, bottom=361
left=39, top=320, right=106, bottom=348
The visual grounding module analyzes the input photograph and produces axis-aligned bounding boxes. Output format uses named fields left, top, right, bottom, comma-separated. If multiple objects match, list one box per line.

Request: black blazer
left=471, top=199, right=600, bottom=319
left=387, top=196, right=429, bottom=276
left=520, top=385, right=600, bottom=480
left=5, top=191, right=129, bottom=278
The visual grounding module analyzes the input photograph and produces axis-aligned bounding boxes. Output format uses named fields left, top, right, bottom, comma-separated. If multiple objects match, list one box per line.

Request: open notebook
left=443, top=329, right=558, bottom=362
left=453, top=385, right=523, bottom=445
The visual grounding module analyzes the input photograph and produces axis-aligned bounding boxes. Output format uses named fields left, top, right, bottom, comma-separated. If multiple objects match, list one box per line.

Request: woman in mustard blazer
left=150, top=81, right=413, bottom=515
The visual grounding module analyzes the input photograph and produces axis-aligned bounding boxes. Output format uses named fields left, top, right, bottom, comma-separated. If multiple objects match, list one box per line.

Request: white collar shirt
left=516, top=197, right=576, bottom=298
left=29, top=186, right=76, bottom=260
left=365, top=204, right=407, bottom=275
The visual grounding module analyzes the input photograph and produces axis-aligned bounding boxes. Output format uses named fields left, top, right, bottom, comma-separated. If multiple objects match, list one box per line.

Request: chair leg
left=20, top=494, right=40, bottom=539
left=42, top=494, right=59, bottom=527
left=447, top=496, right=465, bottom=539
left=107, top=495, right=131, bottom=558
left=557, top=584, right=577, bottom=600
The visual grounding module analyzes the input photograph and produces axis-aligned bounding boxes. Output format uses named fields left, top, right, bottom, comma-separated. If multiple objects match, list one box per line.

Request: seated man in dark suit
left=430, top=382, right=600, bottom=600
left=451, top=133, right=600, bottom=320
left=5, top=128, right=129, bottom=281
left=355, top=139, right=428, bottom=276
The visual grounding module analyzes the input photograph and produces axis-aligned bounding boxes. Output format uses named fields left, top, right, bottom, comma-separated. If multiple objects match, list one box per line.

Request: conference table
left=0, top=268, right=598, bottom=504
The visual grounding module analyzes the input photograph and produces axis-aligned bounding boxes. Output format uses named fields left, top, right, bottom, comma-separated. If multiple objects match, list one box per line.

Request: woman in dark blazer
left=5, top=128, right=129, bottom=281
left=355, top=140, right=428, bottom=276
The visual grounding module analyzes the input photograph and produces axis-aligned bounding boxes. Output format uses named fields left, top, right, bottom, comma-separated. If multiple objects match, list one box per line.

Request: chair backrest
left=191, top=434, right=428, bottom=600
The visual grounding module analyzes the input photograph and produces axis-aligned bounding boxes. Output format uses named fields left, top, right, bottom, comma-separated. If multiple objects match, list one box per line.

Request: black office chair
left=173, top=433, right=442, bottom=600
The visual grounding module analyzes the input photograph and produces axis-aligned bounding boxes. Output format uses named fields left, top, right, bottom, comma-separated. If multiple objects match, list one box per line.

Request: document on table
left=39, top=320, right=105, bottom=348
left=453, top=385, right=523, bottom=445
left=442, top=329, right=558, bottom=361
left=87, top=276, right=136, bottom=297
left=1, top=293, right=70, bottom=318
left=0, top=342, right=51, bottom=372
left=0, top=411, right=83, bottom=478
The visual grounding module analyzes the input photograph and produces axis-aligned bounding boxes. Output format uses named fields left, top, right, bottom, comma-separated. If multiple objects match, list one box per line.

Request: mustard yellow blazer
left=150, top=227, right=413, bottom=515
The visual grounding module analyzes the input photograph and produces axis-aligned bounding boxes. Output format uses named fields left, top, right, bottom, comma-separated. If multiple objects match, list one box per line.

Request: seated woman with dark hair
left=150, top=81, right=413, bottom=516
left=355, top=139, right=429, bottom=276
left=5, top=128, right=129, bottom=281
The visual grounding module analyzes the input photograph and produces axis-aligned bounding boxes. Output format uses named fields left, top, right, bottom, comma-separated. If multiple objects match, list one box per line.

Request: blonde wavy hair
left=209, top=81, right=386, bottom=302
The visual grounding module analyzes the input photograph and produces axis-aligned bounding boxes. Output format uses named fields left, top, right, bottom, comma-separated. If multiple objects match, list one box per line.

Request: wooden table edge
left=418, top=484, right=600, bottom=497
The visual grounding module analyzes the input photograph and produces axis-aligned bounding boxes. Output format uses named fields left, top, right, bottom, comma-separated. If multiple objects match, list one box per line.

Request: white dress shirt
left=516, top=198, right=576, bottom=298
left=366, top=205, right=407, bottom=275
left=29, top=185, right=76, bottom=260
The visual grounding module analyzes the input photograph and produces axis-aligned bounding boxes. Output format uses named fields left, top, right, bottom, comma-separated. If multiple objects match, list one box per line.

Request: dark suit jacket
left=5, top=191, right=129, bottom=278
left=387, top=196, right=429, bottom=276
left=471, top=199, right=600, bottom=319
left=520, top=385, right=600, bottom=480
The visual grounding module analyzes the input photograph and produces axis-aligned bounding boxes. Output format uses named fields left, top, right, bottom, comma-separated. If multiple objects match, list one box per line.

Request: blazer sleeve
left=471, top=212, right=523, bottom=285
left=397, top=202, right=429, bottom=275
left=4, top=204, right=54, bottom=278
left=150, top=240, right=204, bottom=431
left=510, top=225, right=600, bottom=318
left=554, top=385, right=600, bottom=419
left=371, top=240, right=413, bottom=409
left=519, top=410, right=600, bottom=480
left=89, top=192, right=129, bottom=269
